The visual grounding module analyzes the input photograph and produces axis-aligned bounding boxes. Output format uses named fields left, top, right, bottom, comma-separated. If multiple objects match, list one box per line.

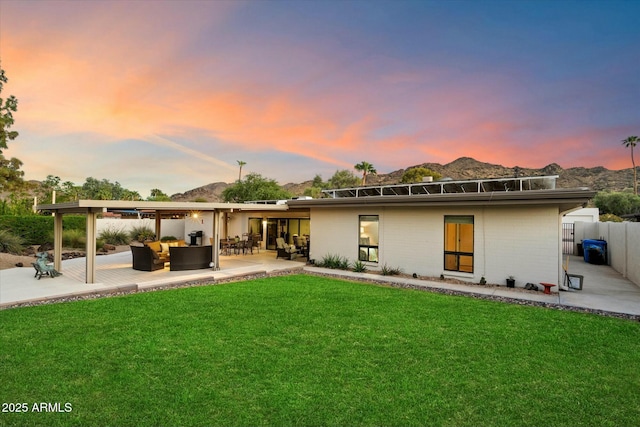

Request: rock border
left=2, top=267, right=638, bottom=322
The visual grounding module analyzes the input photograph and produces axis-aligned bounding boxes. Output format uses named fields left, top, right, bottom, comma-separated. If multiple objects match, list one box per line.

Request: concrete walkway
left=306, top=255, right=640, bottom=317
left=1, top=252, right=639, bottom=317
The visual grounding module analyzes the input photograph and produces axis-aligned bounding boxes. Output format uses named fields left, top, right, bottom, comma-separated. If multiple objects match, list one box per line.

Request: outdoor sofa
left=168, top=245, right=213, bottom=271
left=130, top=245, right=168, bottom=271
left=130, top=241, right=213, bottom=271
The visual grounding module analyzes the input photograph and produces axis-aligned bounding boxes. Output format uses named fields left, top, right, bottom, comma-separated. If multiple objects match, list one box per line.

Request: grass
left=1, top=275, right=639, bottom=426
left=0, top=228, right=24, bottom=254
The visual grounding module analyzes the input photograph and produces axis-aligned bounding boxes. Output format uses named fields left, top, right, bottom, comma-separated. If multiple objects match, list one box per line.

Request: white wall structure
left=97, top=218, right=185, bottom=241
left=308, top=205, right=561, bottom=287
left=575, top=220, right=640, bottom=287
left=562, top=208, right=599, bottom=224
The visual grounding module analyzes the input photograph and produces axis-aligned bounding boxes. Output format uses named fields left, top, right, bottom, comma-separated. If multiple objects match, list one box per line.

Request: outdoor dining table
left=220, top=239, right=237, bottom=256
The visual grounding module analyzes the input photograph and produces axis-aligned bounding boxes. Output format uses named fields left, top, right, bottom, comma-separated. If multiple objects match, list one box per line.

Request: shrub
left=62, top=229, right=105, bottom=250
left=0, top=215, right=85, bottom=245
left=63, top=229, right=85, bottom=249
left=352, top=260, right=368, bottom=273
left=318, top=254, right=350, bottom=270
left=381, top=264, right=402, bottom=276
left=160, top=235, right=178, bottom=242
left=99, top=226, right=130, bottom=245
left=129, top=225, right=155, bottom=242
left=599, top=213, right=624, bottom=223
left=0, top=229, right=24, bottom=254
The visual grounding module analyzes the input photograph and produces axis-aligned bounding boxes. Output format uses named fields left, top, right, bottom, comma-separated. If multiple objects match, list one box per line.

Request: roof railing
left=321, top=175, right=559, bottom=198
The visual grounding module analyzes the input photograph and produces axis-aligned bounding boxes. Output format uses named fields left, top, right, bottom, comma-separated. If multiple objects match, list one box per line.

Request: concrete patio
left=1, top=252, right=639, bottom=318
left=0, top=250, right=306, bottom=307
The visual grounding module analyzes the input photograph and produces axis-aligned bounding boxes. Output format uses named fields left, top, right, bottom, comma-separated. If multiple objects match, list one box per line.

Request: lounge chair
left=130, top=245, right=167, bottom=271
left=276, top=237, right=297, bottom=260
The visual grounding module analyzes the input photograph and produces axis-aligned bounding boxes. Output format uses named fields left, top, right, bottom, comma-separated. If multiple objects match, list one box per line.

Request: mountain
left=361, top=157, right=635, bottom=192
left=171, top=182, right=230, bottom=202
left=171, top=157, right=637, bottom=201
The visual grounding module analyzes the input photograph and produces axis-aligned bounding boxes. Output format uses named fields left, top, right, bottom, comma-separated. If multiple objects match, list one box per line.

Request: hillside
left=171, top=157, right=636, bottom=201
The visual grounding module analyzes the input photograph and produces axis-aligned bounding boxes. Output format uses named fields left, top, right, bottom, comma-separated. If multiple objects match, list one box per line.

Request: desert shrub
left=381, top=264, right=402, bottom=276
left=352, top=260, right=368, bottom=273
left=129, top=225, right=155, bottom=242
left=317, top=254, right=350, bottom=270
left=99, top=226, right=130, bottom=245
left=0, top=229, right=24, bottom=254
left=160, top=235, right=178, bottom=242
left=62, top=229, right=105, bottom=250
left=63, top=229, right=85, bottom=249
left=599, top=213, right=624, bottom=222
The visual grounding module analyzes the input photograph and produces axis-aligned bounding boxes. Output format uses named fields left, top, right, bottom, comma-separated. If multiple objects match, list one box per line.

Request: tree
left=401, top=167, right=442, bottom=184
left=222, top=173, right=291, bottom=203
left=302, top=174, right=328, bottom=198
left=327, top=169, right=360, bottom=189
left=0, top=64, right=24, bottom=193
left=80, top=177, right=142, bottom=201
left=622, top=136, right=638, bottom=195
left=147, top=188, right=171, bottom=201
left=0, top=65, right=19, bottom=153
left=354, top=161, right=377, bottom=185
left=0, top=155, right=24, bottom=192
left=593, top=191, right=640, bottom=217
left=237, top=160, right=246, bottom=181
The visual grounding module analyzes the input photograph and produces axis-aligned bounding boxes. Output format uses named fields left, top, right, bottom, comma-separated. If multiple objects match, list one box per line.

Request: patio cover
left=36, top=200, right=288, bottom=283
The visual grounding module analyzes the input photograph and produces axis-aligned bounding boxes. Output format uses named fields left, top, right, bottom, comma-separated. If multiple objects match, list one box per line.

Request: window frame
left=443, top=215, right=474, bottom=273
left=358, top=215, right=379, bottom=263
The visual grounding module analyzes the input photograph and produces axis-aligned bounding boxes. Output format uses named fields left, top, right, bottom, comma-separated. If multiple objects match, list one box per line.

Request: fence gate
left=562, top=223, right=575, bottom=254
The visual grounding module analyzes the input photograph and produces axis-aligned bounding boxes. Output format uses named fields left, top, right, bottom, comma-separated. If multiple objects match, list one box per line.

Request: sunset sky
left=1, top=0, right=639, bottom=197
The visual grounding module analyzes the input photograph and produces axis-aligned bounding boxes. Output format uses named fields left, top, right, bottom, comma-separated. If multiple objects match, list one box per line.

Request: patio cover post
left=85, top=209, right=99, bottom=284
left=53, top=212, right=63, bottom=271
left=154, top=213, right=161, bottom=240
left=212, top=210, right=221, bottom=270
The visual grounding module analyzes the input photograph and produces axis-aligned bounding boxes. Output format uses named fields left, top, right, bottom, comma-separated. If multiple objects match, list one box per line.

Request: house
left=287, top=176, right=596, bottom=287
left=37, top=175, right=595, bottom=288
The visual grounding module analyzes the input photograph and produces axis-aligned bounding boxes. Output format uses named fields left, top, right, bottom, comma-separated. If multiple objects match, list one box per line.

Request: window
left=359, top=215, right=379, bottom=262
left=444, top=216, right=474, bottom=273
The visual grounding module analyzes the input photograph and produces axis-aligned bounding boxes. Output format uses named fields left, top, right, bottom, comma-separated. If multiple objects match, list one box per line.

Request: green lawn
left=1, top=275, right=639, bottom=427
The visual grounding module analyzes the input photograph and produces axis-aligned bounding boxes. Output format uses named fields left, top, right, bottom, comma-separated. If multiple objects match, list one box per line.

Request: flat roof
left=288, top=188, right=597, bottom=212
left=37, top=200, right=289, bottom=214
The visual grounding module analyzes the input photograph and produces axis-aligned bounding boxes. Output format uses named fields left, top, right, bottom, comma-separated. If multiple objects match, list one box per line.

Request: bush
left=599, top=213, right=624, bottom=222
left=381, top=264, right=402, bottom=276
left=129, top=226, right=155, bottom=242
left=160, top=235, right=178, bottom=242
left=62, top=229, right=105, bottom=250
left=317, top=254, right=350, bottom=270
left=63, top=229, right=85, bottom=249
left=0, top=229, right=24, bottom=254
left=0, top=215, right=85, bottom=245
left=352, top=260, right=368, bottom=273
left=99, top=226, right=130, bottom=245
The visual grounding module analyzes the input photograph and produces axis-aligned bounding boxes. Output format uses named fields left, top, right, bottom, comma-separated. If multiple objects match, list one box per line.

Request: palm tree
left=237, top=160, right=246, bottom=181
left=354, top=161, right=377, bottom=186
left=622, top=136, right=638, bottom=195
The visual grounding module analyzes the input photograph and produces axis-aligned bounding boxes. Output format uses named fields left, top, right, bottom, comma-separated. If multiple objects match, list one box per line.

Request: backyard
left=1, top=274, right=639, bottom=427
